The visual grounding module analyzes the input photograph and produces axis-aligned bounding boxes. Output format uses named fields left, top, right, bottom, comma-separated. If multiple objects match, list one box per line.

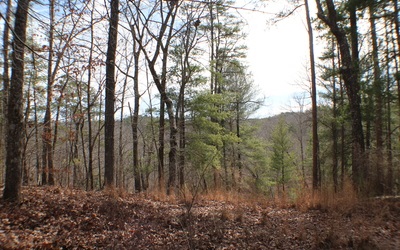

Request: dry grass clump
left=294, top=180, right=359, bottom=213
left=103, top=186, right=128, bottom=200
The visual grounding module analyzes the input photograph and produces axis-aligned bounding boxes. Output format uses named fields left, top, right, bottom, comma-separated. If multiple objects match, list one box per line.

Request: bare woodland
left=1, top=0, right=400, bottom=249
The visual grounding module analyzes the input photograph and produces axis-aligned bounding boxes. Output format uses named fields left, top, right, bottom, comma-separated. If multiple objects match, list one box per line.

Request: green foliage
left=240, top=126, right=271, bottom=194
left=269, top=118, right=295, bottom=192
left=187, top=91, right=238, bottom=171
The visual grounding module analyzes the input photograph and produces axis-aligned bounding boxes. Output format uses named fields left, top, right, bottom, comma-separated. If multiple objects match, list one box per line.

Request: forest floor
left=0, top=186, right=399, bottom=249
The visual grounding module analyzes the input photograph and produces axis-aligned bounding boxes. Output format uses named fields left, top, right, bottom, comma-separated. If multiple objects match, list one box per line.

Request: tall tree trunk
left=86, top=0, right=96, bottom=191
left=316, top=0, right=365, bottom=190
left=236, top=101, right=243, bottom=190
left=384, top=16, right=394, bottom=194
left=132, top=43, right=141, bottom=192
left=33, top=86, right=41, bottom=184
left=1, top=0, right=12, bottom=186
left=129, top=103, right=141, bottom=192
left=139, top=1, right=179, bottom=195
left=331, top=37, right=339, bottom=193
left=305, top=0, right=320, bottom=190
left=3, top=0, right=31, bottom=202
left=393, top=0, right=400, bottom=62
left=158, top=99, right=165, bottom=192
left=104, top=0, right=119, bottom=188
left=72, top=121, right=80, bottom=188
left=178, top=90, right=185, bottom=189
left=117, top=78, right=128, bottom=188
left=166, top=97, right=178, bottom=195
left=339, top=68, right=346, bottom=189
left=369, top=4, right=384, bottom=195
left=392, top=0, right=400, bottom=194
left=98, top=93, right=103, bottom=188
left=42, top=0, right=55, bottom=186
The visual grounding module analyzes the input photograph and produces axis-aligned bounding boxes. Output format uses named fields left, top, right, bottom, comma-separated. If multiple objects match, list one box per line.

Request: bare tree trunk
left=176, top=70, right=187, bottom=190
left=331, top=37, right=339, bottom=193
left=86, top=0, right=96, bottom=191
left=1, top=0, right=12, bottom=186
left=392, top=0, right=400, bottom=194
left=369, top=5, right=384, bottom=195
left=3, top=0, right=31, bottom=202
left=385, top=16, right=394, bottom=194
left=42, top=0, right=55, bottom=186
left=158, top=100, right=165, bottom=192
left=118, top=78, right=128, bottom=189
left=129, top=103, right=141, bottom=192
left=305, top=0, right=320, bottom=190
left=132, top=19, right=142, bottom=193
left=98, top=93, right=103, bottom=188
left=33, top=86, right=41, bottom=184
left=22, top=78, right=33, bottom=186
left=104, top=0, right=120, bottom=188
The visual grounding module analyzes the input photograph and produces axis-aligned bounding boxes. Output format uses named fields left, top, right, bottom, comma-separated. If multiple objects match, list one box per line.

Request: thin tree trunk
left=118, top=78, right=128, bottom=188
left=86, top=0, right=96, bottom=190
left=22, top=77, right=33, bottom=186
left=331, top=37, right=339, bottom=193
left=392, top=0, right=400, bottom=194
left=33, top=86, right=41, bottom=184
left=42, top=0, right=55, bottom=186
left=158, top=100, right=165, bottom=192
left=385, top=16, right=394, bottom=194
left=305, top=0, right=320, bottom=190
left=98, top=93, right=103, bottom=188
left=369, top=5, right=384, bottom=195
left=129, top=103, right=141, bottom=192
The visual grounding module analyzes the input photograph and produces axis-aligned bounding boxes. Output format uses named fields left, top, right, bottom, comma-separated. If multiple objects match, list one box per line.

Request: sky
left=0, top=0, right=320, bottom=119
left=239, top=1, right=320, bottom=117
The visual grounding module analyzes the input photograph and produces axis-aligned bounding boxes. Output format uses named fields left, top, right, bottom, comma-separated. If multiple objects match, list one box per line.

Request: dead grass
left=294, top=179, right=359, bottom=213
left=103, top=186, right=129, bottom=200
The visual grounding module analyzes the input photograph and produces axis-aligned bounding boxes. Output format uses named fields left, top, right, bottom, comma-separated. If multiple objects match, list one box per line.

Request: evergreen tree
left=269, top=118, right=295, bottom=197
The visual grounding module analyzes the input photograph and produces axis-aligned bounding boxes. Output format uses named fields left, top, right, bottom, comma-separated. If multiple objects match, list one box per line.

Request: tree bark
left=3, top=0, right=31, bottom=202
left=104, top=0, right=119, bottom=188
left=1, top=0, right=12, bottom=186
left=132, top=21, right=142, bottom=193
left=305, top=0, right=320, bottom=190
left=42, top=0, right=55, bottom=186
left=316, top=0, right=365, bottom=190
left=369, top=4, right=384, bottom=195
left=331, top=37, right=339, bottom=193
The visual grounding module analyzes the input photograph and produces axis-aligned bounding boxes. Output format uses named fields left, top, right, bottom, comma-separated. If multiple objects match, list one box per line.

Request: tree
left=128, top=0, right=181, bottom=195
left=369, top=1, right=384, bottom=195
left=1, top=0, right=12, bottom=186
left=305, top=0, right=321, bottom=191
left=315, top=0, right=365, bottom=190
left=104, top=0, right=120, bottom=188
left=42, top=0, right=55, bottom=186
left=168, top=3, right=206, bottom=189
left=3, top=0, right=31, bottom=202
left=269, top=118, right=294, bottom=197
left=291, top=93, right=310, bottom=187
left=204, top=0, right=247, bottom=190
left=223, top=60, right=263, bottom=189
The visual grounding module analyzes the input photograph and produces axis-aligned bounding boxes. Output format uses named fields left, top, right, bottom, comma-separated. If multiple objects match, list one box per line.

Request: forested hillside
left=1, top=0, right=400, bottom=248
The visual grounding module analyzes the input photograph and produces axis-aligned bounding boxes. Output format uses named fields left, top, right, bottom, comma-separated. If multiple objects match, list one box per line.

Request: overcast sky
left=239, top=1, right=320, bottom=117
